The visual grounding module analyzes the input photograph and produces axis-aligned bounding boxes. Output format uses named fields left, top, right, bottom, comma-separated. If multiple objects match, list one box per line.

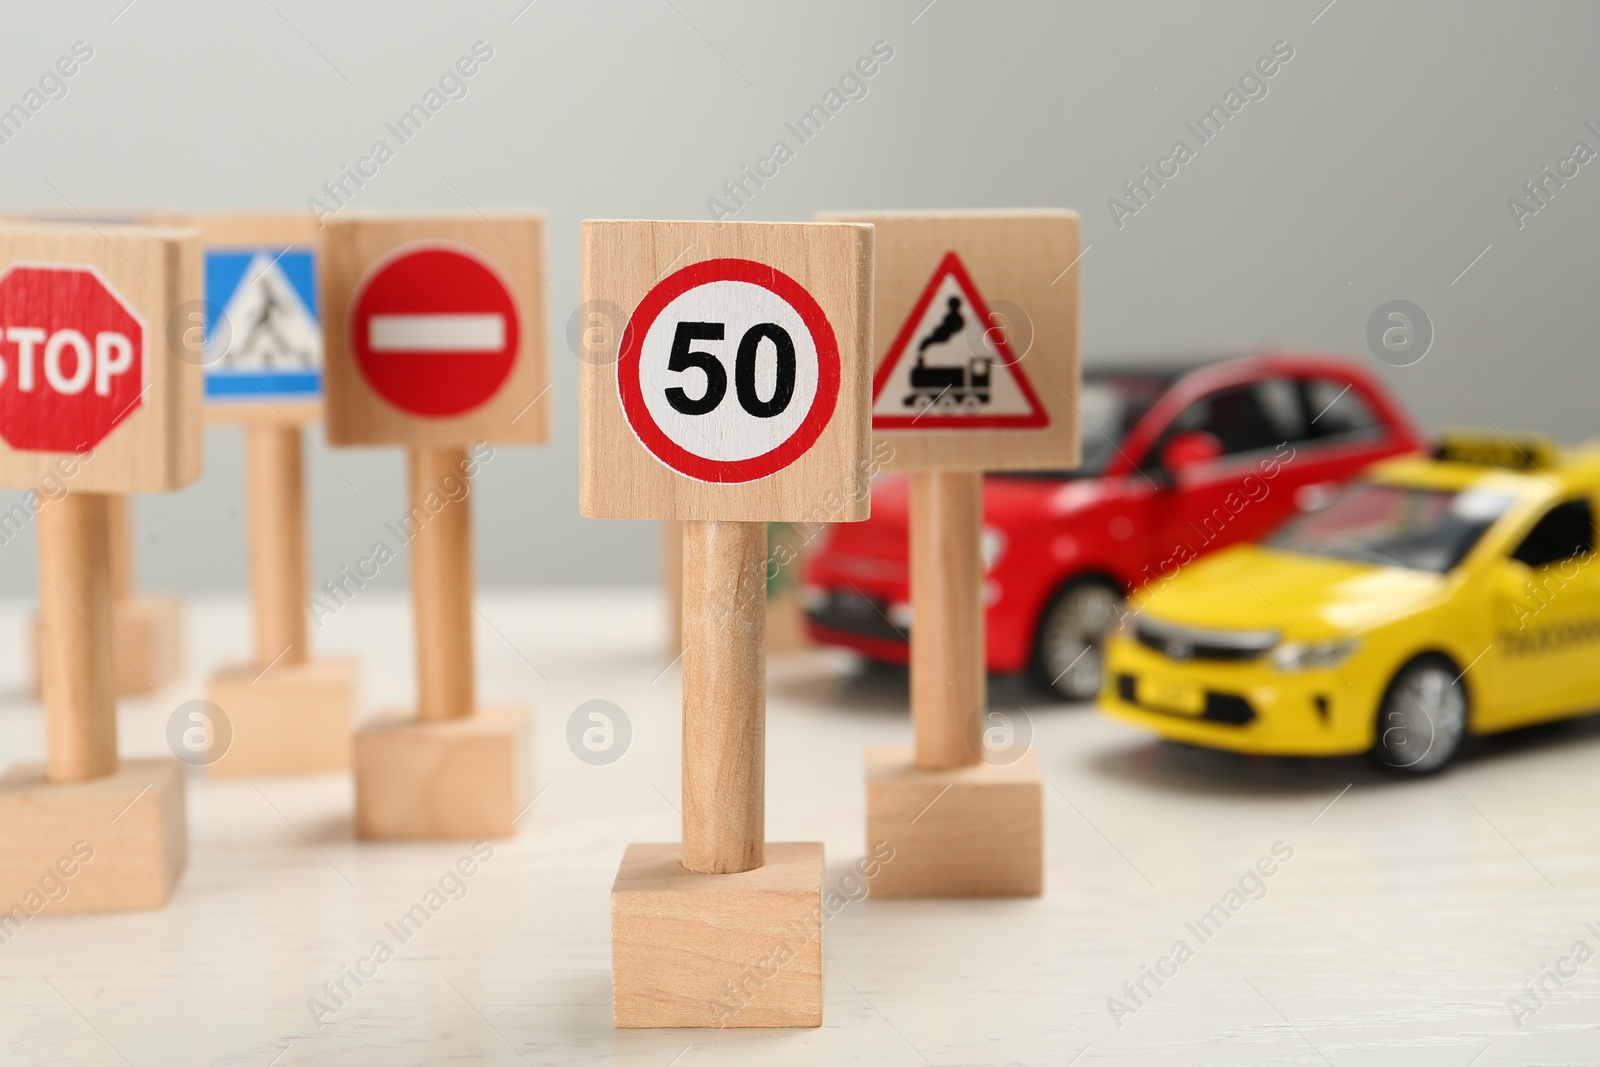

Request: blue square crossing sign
left=204, top=246, right=321, bottom=400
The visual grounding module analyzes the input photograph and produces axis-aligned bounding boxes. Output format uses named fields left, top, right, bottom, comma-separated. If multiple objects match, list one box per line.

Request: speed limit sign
left=583, top=220, right=873, bottom=1026
left=580, top=220, right=872, bottom=521
left=618, top=258, right=840, bottom=484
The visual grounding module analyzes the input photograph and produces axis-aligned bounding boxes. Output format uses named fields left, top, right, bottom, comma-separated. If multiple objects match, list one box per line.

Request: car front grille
left=806, top=590, right=907, bottom=643
left=1133, top=616, right=1278, bottom=663
left=1115, top=674, right=1258, bottom=726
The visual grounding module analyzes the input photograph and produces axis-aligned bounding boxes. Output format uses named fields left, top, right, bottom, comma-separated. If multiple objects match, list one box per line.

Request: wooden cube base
left=204, top=658, right=358, bottom=777
left=611, top=841, right=824, bottom=1029
left=354, top=706, right=532, bottom=840
left=865, top=745, right=1043, bottom=898
left=0, top=759, right=187, bottom=915
left=31, top=595, right=183, bottom=696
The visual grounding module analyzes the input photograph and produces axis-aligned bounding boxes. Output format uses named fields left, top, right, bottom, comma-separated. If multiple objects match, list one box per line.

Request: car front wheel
left=1032, top=580, right=1123, bottom=702
left=1371, top=655, right=1467, bottom=775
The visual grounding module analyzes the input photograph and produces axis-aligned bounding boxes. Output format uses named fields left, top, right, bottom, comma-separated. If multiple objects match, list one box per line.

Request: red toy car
left=801, top=353, right=1426, bottom=699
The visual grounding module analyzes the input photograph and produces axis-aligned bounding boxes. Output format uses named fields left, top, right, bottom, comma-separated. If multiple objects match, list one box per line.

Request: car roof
left=1083, top=359, right=1210, bottom=381
left=1083, top=351, right=1403, bottom=403
left=1096, top=351, right=1424, bottom=476
left=1369, top=439, right=1600, bottom=497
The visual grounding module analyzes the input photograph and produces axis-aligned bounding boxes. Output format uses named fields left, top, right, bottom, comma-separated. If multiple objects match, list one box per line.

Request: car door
left=1288, top=375, right=1413, bottom=510
left=1150, top=377, right=1308, bottom=565
left=1484, top=496, right=1600, bottom=728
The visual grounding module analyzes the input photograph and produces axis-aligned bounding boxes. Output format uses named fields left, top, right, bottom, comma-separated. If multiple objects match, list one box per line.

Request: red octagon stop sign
left=0, top=263, right=144, bottom=453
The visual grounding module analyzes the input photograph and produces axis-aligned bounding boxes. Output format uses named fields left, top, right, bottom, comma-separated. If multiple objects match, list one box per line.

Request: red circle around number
left=616, top=258, right=840, bottom=483
left=350, top=243, right=520, bottom=418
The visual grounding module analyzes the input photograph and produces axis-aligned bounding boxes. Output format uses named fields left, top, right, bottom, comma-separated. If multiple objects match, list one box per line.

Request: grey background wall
left=0, top=0, right=1595, bottom=596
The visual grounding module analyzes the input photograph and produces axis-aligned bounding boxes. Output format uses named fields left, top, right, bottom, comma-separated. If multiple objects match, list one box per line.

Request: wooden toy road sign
left=0, top=223, right=199, bottom=914
left=815, top=210, right=1079, bottom=473
left=581, top=219, right=873, bottom=1028
left=812, top=210, right=1079, bottom=900
left=320, top=214, right=547, bottom=841
left=580, top=220, right=872, bottom=522
left=322, top=215, right=548, bottom=448
left=0, top=224, right=202, bottom=493
left=163, top=212, right=356, bottom=777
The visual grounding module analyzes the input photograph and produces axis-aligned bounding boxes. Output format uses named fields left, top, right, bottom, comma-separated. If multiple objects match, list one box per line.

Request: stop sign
left=0, top=263, right=144, bottom=453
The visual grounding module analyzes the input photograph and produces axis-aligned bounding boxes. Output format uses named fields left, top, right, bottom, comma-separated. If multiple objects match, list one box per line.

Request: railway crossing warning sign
left=870, top=251, right=1047, bottom=430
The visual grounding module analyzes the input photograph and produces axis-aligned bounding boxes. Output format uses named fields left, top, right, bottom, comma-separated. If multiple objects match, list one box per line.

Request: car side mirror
left=1160, top=430, right=1223, bottom=477
left=1491, top=556, right=1532, bottom=595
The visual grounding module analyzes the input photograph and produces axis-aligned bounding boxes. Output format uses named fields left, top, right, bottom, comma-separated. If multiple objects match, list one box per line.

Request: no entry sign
left=350, top=243, right=519, bottom=418
left=619, top=258, right=839, bottom=484
left=321, top=215, right=547, bottom=448
left=0, top=262, right=144, bottom=453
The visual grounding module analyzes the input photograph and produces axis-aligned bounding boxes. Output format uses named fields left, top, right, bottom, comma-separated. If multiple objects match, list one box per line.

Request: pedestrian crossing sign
left=204, top=246, right=322, bottom=399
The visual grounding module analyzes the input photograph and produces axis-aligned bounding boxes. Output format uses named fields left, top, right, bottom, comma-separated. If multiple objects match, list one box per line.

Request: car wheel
left=1371, top=655, right=1467, bottom=775
left=1032, top=579, right=1123, bottom=702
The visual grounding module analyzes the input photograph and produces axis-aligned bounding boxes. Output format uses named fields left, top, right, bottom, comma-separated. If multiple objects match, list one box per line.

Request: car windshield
left=1269, top=481, right=1515, bottom=573
left=999, top=371, right=1174, bottom=479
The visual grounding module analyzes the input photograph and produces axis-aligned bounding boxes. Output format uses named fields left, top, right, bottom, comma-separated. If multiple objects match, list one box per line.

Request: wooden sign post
left=0, top=222, right=202, bottom=911
left=102, top=496, right=183, bottom=692
left=817, top=210, right=1081, bottom=897
left=186, top=213, right=358, bottom=776
left=581, top=219, right=873, bottom=1028
left=322, top=214, right=547, bottom=839
left=6, top=213, right=184, bottom=699
left=30, top=496, right=183, bottom=695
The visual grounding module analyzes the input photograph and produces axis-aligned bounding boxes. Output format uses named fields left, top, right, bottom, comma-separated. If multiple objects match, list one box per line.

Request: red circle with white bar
left=0, top=263, right=145, bottom=453
left=618, top=258, right=840, bottom=484
left=350, top=243, right=519, bottom=417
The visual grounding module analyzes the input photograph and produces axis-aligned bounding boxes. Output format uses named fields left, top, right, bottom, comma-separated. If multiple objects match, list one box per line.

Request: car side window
left=1301, top=377, right=1380, bottom=440
left=1159, top=379, right=1307, bottom=460
left=1511, top=498, right=1595, bottom=568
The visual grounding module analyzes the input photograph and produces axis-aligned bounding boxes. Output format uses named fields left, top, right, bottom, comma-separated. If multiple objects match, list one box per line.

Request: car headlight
left=980, top=527, right=1006, bottom=571
left=1271, top=638, right=1361, bottom=672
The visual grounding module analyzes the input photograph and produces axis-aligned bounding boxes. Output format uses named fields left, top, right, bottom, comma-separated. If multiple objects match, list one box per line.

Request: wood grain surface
left=36, top=490, right=116, bottom=783
left=815, top=210, right=1080, bottom=472
left=166, top=211, right=326, bottom=426
left=611, top=840, right=823, bottom=1028
left=579, top=219, right=872, bottom=522
left=408, top=445, right=475, bottom=722
left=246, top=423, right=308, bottom=669
left=320, top=213, right=549, bottom=448
left=0, top=222, right=203, bottom=494
left=680, top=519, right=766, bottom=874
left=865, top=744, right=1043, bottom=897
left=909, top=469, right=986, bottom=771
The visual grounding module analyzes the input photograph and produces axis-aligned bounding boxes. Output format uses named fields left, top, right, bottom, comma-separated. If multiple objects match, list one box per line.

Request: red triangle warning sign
left=872, top=251, right=1049, bottom=430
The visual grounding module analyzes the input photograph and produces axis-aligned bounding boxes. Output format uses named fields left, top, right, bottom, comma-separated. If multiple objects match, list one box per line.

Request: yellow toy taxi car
left=1100, top=432, right=1599, bottom=774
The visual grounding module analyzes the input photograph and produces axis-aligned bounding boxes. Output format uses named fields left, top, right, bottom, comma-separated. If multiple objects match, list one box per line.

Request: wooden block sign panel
left=579, top=220, right=873, bottom=522
left=170, top=213, right=325, bottom=424
left=321, top=214, right=548, bottom=447
left=815, top=211, right=1079, bottom=473
left=0, top=223, right=203, bottom=494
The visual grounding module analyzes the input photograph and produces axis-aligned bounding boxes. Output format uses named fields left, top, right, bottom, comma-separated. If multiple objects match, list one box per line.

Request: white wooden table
left=0, top=589, right=1595, bottom=1065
